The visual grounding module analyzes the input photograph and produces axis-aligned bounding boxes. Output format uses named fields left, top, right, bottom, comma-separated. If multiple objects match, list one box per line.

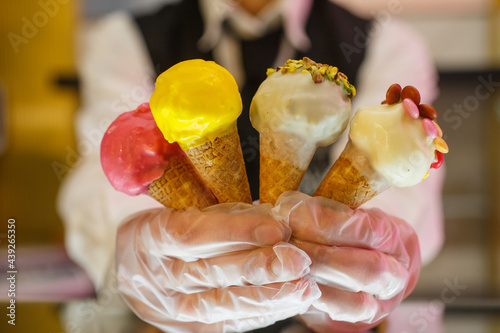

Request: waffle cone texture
left=148, top=154, right=217, bottom=210
left=186, top=130, right=252, bottom=204
left=313, top=140, right=389, bottom=209
left=259, top=132, right=315, bottom=205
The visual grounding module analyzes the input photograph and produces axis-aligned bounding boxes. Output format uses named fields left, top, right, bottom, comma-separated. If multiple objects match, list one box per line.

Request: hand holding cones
left=150, top=60, right=252, bottom=204
left=250, top=58, right=356, bottom=205
left=314, top=84, right=449, bottom=209
left=100, top=103, right=217, bottom=210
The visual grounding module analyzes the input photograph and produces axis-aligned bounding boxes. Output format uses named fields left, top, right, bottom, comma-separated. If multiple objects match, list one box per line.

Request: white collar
left=197, top=0, right=313, bottom=52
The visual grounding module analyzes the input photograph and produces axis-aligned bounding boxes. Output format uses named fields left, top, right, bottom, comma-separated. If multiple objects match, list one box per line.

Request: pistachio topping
left=267, top=57, right=356, bottom=98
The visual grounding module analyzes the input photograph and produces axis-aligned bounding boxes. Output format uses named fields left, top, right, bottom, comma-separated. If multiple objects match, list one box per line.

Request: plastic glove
left=272, top=192, right=421, bottom=332
left=115, top=202, right=321, bottom=333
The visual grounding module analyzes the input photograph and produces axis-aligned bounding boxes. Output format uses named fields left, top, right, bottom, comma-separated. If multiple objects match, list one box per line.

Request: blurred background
left=0, top=0, right=499, bottom=332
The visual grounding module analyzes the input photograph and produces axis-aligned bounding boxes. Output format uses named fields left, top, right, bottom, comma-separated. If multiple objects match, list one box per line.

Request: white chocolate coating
left=250, top=71, right=351, bottom=146
left=349, top=103, right=436, bottom=187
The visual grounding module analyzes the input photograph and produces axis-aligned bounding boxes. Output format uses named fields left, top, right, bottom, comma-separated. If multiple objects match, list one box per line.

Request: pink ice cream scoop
left=100, top=103, right=217, bottom=210
left=100, top=103, right=184, bottom=196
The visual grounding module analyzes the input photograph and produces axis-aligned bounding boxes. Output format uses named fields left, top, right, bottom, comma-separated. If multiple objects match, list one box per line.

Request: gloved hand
left=272, top=192, right=421, bottom=332
left=115, top=202, right=320, bottom=333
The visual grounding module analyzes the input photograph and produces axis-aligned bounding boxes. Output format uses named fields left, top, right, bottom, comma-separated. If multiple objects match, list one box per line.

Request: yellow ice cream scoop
left=150, top=59, right=242, bottom=150
left=150, top=59, right=251, bottom=204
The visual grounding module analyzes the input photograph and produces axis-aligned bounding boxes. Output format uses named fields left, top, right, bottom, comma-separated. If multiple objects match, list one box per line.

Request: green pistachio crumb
left=266, top=68, right=276, bottom=76
left=266, top=57, right=356, bottom=98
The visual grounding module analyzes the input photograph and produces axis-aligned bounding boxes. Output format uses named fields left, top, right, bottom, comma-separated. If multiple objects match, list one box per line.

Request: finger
left=219, top=310, right=312, bottom=333
left=119, top=277, right=321, bottom=325
left=291, top=239, right=409, bottom=300
left=299, top=307, right=385, bottom=333
left=311, top=284, right=403, bottom=325
left=139, top=310, right=312, bottom=333
left=274, top=193, right=419, bottom=267
left=119, top=204, right=291, bottom=260
left=146, top=242, right=311, bottom=293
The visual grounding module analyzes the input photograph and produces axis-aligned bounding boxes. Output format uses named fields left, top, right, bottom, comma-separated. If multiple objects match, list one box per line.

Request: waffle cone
left=148, top=154, right=217, bottom=210
left=313, top=140, right=389, bottom=209
left=259, top=132, right=316, bottom=205
left=186, top=130, right=252, bottom=204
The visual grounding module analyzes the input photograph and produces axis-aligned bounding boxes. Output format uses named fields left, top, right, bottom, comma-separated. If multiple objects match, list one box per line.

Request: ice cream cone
left=250, top=58, right=355, bottom=205
left=313, top=140, right=390, bottom=209
left=185, top=130, right=252, bottom=204
left=100, top=103, right=218, bottom=210
left=259, top=131, right=315, bottom=205
left=315, top=84, right=450, bottom=209
left=148, top=154, right=218, bottom=210
left=150, top=59, right=252, bottom=204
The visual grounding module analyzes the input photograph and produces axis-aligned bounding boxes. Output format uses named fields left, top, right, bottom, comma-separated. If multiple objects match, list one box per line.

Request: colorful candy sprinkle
left=403, top=98, right=420, bottom=119
left=418, top=104, right=438, bottom=120
left=401, top=85, right=421, bottom=105
left=386, top=84, right=402, bottom=104
left=422, top=118, right=438, bottom=138
left=432, top=121, right=443, bottom=137
left=434, top=136, right=449, bottom=154
left=431, top=151, right=444, bottom=169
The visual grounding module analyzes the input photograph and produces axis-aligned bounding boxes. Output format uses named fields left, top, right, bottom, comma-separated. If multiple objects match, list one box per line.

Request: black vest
left=135, top=0, right=371, bottom=201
